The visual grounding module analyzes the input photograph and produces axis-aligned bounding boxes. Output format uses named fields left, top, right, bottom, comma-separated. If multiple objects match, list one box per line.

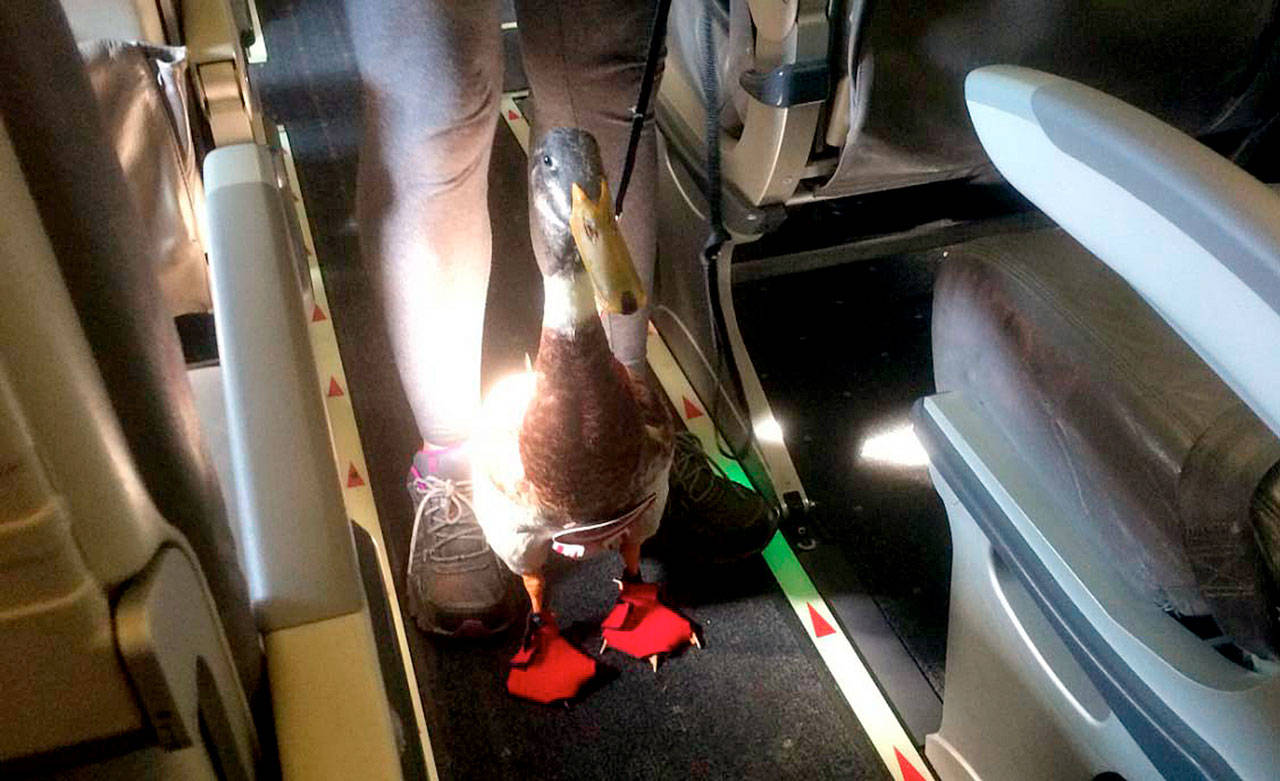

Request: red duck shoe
left=507, top=613, right=598, bottom=704
left=600, top=579, right=698, bottom=667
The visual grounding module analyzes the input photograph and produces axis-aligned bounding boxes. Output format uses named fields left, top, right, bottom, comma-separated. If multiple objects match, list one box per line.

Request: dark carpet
left=734, top=253, right=951, bottom=696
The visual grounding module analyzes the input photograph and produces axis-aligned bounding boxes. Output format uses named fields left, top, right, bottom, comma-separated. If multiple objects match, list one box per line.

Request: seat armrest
left=205, top=142, right=405, bottom=779
left=204, top=143, right=364, bottom=631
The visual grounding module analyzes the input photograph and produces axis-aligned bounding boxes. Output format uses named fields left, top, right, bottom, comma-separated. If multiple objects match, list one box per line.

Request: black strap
left=617, top=0, right=755, bottom=466
left=697, top=2, right=753, bottom=463
left=699, top=6, right=727, bottom=249
left=615, top=0, right=673, bottom=217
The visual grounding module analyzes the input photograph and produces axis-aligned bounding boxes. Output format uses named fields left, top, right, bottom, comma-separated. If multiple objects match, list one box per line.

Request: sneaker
left=405, top=456, right=515, bottom=637
left=649, top=431, right=779, bottom=563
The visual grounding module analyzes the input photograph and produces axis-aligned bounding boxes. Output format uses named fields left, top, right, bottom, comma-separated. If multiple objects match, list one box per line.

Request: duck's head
left=529, top=128, right=645, bottom=315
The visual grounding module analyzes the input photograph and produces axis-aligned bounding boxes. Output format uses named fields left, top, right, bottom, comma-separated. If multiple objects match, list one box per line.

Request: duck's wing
left=625, top=365, right=675, bottom=453
left=618, top=366, right=674, bottom=520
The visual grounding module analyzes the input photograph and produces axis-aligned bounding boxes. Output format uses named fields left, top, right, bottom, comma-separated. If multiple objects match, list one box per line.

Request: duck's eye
left=542, top=155, right=553, bottom=167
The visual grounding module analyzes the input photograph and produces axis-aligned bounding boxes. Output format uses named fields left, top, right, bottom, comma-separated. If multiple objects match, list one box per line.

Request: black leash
left=696, top=1, right=753, bottom=464
left=615, top=0, right=673, bottom=217
left=616, top=0, right=756, bottom=466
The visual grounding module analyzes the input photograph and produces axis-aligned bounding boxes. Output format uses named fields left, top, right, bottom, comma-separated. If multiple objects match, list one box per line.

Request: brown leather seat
left=933, top=228, right=1280, bottom=659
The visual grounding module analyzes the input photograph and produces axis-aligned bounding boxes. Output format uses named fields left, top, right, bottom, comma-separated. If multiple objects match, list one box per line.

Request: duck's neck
left=540, top=270, right=598, bottom=337
left=534, top=269, right=617, bottom=383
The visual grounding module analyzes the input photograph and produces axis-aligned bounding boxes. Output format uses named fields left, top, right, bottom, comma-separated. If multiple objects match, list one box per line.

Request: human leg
left=345, top=0, right=516, bottom=634
left=345, top=0, right=502, bottom=447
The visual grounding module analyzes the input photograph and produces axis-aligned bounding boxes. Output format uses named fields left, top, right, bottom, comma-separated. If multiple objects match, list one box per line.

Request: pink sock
left=412, top=440, right=469, bottom=482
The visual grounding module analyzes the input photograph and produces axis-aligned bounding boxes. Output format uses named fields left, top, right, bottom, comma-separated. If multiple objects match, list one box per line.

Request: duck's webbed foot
left=507, top=573, right=597, bottom=704
left=600, top=572, right=698, bottom=672
left=508, top=612, right=598, bottom=704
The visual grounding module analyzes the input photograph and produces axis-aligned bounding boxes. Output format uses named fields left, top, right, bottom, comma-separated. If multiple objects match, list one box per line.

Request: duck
left=471, top=128, right=696, bottom=704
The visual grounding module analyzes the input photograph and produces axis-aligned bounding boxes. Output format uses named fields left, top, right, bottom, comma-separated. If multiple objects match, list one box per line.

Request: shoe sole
left=415, top=613, right=513, bottom=639
left=408, top=595, right=515, bottom=639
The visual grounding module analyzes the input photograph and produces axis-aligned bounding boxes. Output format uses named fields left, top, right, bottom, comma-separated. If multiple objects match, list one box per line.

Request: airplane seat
left=919, top=231, right=1280, bottom=781
left=915, top=67, right=1280, bottom=779
left=5, top=0, right=262, bottom=688
left=0, top=2, right=264, bottom=775
left=926, top=231, right=1280, bottom=778
left=661, top=0, right=1280, bottom=209
left=651, top=1, right=1280, bottom=492
left=1, top=1, right=407, bottom=777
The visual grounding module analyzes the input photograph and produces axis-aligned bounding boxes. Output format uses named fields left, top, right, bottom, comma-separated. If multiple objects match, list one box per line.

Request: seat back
left=0, top=109, right=257, bottom=779
left=1, top=0, right=262, bottom=697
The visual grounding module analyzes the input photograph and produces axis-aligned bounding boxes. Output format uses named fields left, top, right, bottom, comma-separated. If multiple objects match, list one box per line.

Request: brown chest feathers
left=519, top=325, right=655, bottom=522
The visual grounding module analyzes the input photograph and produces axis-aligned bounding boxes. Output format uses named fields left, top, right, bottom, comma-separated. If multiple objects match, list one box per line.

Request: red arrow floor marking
left=682, top=396, right=704, bottom=420
left=807, top=603, right=836, bottom=638
left=507, top=110, right=520, bottom=121
left=895, top=748, right=927, bottom=781
left=327, top=377, right=344, bottom=397
left=346, top=463, right=365, bottom=488
left=312, top=304, right=327, bottom=322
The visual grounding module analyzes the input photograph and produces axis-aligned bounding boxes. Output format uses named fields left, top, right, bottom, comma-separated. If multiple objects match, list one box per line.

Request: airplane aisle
left=249, top=1, right=894, bottom=777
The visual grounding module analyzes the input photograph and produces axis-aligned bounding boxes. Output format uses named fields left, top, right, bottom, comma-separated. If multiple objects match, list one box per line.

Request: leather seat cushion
left=933, top=228, right=1279, bottom=657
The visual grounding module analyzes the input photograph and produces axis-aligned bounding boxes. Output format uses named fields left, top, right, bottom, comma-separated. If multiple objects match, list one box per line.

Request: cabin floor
left=250, top=0, right=947, bottom=777
left=735, top=256, right=950, bottom=698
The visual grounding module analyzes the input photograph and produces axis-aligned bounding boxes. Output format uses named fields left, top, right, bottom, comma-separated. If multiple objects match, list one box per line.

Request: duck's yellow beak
left=569, top=180, right=645, bottom=315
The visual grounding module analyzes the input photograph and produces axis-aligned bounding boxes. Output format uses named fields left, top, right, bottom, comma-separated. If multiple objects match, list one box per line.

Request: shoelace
left=669, top=432, right=735, bottom=505
left=413, top=476, right=487, bottom=560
